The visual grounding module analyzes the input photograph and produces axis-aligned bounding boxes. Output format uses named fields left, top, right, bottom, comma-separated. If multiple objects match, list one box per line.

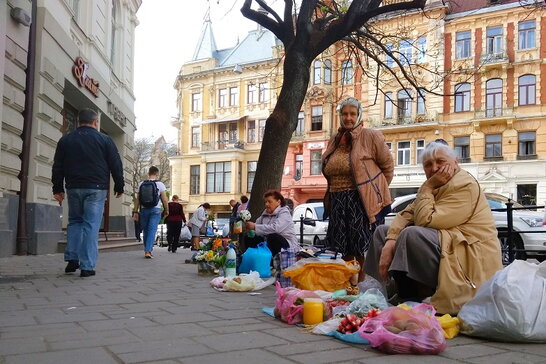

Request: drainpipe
left=16, top=0, right=37, bottom=255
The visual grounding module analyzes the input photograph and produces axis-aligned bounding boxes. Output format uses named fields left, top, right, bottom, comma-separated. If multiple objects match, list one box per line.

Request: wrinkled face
left=264, top=196, right=281, bottom=214
left=422, top=149, right=458, bottom=179
left=341, top=105, right=359, bottom=129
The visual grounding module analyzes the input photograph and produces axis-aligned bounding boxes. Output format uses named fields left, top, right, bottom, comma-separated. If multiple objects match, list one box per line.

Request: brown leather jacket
left=322, top=124, right=394, bottom=223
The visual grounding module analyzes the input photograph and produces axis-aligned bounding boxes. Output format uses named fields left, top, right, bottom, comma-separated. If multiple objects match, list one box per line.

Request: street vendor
left=245, top=190, right=300, bottom=286
left=364, top=140, right=502, bottom=314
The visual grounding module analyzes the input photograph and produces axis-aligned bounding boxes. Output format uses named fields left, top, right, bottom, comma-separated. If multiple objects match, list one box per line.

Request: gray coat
left=255, top=206, right=300, bottom=250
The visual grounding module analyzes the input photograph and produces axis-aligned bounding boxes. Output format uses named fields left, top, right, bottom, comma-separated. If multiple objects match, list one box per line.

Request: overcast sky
left=133, top=1, right=258, bottom=142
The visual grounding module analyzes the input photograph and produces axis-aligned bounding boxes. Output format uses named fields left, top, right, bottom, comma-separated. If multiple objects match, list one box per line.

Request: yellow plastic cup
left=303, top=298, right=324, bottom=325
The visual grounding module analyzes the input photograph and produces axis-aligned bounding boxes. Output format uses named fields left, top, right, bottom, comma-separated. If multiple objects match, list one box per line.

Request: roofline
left=446, top=1, right=529, bottom=20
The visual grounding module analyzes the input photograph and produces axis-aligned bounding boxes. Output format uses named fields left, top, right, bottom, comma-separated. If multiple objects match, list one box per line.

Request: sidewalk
left=1, top=248, right=545, bottom=364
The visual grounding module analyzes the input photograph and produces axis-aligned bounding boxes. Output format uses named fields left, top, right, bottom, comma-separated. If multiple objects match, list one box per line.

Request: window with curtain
left=455, top=31, right=471, bottom=59
left=518, top=20, right=535, bottom=49
left=206, top=162, right=231, bottom=193
left=486, top=78, right=503, bottom=117
left=454, top=83, right=471, bottom=112
left=486, top=26, right=503, bottom=55
left=310, top=150, right=322, bottom=175
left=311, top=106, right=323, bottom=131
left=518, top=74, right=536, bottom=106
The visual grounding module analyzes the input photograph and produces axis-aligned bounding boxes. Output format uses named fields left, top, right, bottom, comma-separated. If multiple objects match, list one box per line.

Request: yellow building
left=171, top=18, right=282, bottom=217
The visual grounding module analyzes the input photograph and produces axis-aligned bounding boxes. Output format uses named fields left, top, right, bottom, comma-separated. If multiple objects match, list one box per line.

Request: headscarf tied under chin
left=336, top=97, right=363, bottom=149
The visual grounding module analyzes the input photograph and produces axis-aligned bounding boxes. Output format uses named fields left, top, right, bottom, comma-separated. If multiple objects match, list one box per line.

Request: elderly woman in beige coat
left=364, top=140, right=502, bottom=314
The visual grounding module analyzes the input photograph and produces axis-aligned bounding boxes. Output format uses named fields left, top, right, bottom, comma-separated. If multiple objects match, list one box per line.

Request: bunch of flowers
left=238, top=209, right=251, bottom=222
left=193, top=237, right=236, bottom=269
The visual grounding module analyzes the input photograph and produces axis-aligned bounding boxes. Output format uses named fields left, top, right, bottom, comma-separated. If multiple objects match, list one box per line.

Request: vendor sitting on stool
left=364, top=140, right=502, bottom=314
left=245, top=190, right=301, bottom=286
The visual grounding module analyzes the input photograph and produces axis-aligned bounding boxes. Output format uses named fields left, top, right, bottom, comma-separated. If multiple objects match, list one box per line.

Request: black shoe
left=80, top=270, right=96, bottom=277
left=171, top=249, right=177, bottom=253
left=168, top=245, right=171, bottom=252
left=65, top=260, right=80, bottom=273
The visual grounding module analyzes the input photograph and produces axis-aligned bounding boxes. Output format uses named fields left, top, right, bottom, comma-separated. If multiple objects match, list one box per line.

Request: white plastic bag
left=458, top=260, right=546, bottom=342
left=180, top=225, right=191, bottom=241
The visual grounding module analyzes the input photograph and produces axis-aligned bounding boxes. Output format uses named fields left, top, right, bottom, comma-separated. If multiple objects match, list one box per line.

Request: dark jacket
left=52, top=126, right=124, bottom=194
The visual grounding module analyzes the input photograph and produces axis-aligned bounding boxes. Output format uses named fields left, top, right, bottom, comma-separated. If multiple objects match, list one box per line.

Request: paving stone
left=211, top=321, right=280, bottom=333
left=0, top=337, right=47, bottom=355
left=266, top=327, right=330, bottom=343
left=199, top=317, right=262, bottom=328
left=4, top=347, right=118, bottom=364
left=149, top=312, right=218, bottom=324
left=34, top=311, right=108, bottom=324
left=182, top=348, right=295, bottom=364
left=267, top=339, right=348, bottom=356
left=78, top=316, right=158, bottom=331
left=109, top=338, right=213, bottom=363
left=0, top=312, right=38, bottom=327
left=193, top=331, right=289, bottom=351
left=464, top=351, right=546, bottom=364
left=361, top=354, right=460, bottom=363
left=0, top=322, right=86, bottom=339
left=484, top=342, right=546, bottom=356
left=48, top=330, right=142, bottom=351
left=440, top=343, right=507, bottom=360
left=128, top=323, right=213, bottom=340
left=289, top=347, right=375, bottom=363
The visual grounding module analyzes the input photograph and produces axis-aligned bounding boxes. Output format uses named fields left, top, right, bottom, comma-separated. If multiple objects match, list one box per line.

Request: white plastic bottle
left=225, top=245, right=237, bottom=278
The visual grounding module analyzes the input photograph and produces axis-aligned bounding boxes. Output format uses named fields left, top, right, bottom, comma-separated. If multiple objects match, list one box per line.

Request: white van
left=292, top=202, right=328, bottom=246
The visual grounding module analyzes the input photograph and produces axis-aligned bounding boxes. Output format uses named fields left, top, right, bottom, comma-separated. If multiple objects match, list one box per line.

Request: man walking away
left=166, top=195, right=186, bottom=253
left=52, top=108, right=124, bottom=277
left=133, top=166, right=168, bottom=258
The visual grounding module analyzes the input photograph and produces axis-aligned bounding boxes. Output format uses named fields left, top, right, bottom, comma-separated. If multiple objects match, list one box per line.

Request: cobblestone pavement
left=1, top=248, right=545, bottom=364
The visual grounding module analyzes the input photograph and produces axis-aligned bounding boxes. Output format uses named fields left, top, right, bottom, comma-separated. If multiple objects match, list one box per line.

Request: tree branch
left=241, top=0, right=287, bottom=43
left=256, top=0, right=283, bottom=23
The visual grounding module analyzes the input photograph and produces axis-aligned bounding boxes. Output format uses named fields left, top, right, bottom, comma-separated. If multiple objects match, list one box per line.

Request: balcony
left=201, top=140, right=245, bottom=151
left=480, top=52, right=508, bottom=70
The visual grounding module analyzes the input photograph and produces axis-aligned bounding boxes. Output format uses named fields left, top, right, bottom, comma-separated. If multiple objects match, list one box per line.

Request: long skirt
left=326, top=189, right=381, bottom=256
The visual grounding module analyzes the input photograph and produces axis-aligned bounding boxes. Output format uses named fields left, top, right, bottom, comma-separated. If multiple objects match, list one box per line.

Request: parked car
left=155, top=223, right=167, bottom=247
left=212, top=218, right=230, bottom=237
left=292, top=202, right=328, bottom=246
left=385, top=193, right=546, bottom=264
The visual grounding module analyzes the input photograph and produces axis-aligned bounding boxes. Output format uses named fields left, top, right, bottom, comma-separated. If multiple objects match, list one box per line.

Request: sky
left=133, top=1, right=259, bottom=143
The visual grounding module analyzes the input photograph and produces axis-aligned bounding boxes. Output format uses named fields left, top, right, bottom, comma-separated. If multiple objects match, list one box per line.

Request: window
left=218, top=124, right=228, bottom=144
left=247, top=84, right=257, bottom=104
left=258, top=119, right=266, bottom=142
left=416, top=139, right=425, bottom=163
left=417, top=88, right=426, bottom=115
left=486, top=26, right=503, bottom=55
left=324, top=60, right=332, bottom=84
left=397, top=89, right=412, bottom=120
left=485, top=134, right=502, bottom=158
left=191, top=126, right=200, bottom=148
left=341, top=60, right=353, bottom=85
left=190, top=165, right=200, bottom=195
left=247, top=161, right=257, bottom=192
left=399, top=40, right=412, bottom=65
left=191, top=92, right=202, bottom=112
left=313, top=60, right=321, bottom=85
left=454, top=83, right=471, bottom=112
left=518, top=132, right=536, bottom=157
left=518, top=20, right=535, bottom=50
left=384, top=92, right=394, bottom=119
left=397, top=141, right=411, bottom=165
left=310, top=150, right=322, bottom=175
left=455, top=31, right=471, bottom=59
left=258, top=82, right=268, bottom=103
left=386, top=43, right=394, bottom=68
left=218, top=88, right=227, bottom=108
left=454, top=136, right=470, bottom=162
left=518, top=74, right=536, bottom=106
left=295, top=111, right=304, bottom=136
left=417, top=37, right=426, bottom=63
left=206, top=162, right=231, bottom=193
left=247, top=120, right=256, bottom=143
left=295, top=154, right=303, bottom=180
left=311, top=106, right=323, bottom=131
left=486, top=78, right=503, bottom=117
left=229, top=87, right=238, bottom=106
left=228, top=123, right=237, bottom=142
left=386, top=142, right=392, bottom=152
left=517, top=184, right=536, bottom=206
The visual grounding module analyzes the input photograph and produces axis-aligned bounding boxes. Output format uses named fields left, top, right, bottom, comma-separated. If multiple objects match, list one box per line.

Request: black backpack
left=139, top=180, right=159, bottom=208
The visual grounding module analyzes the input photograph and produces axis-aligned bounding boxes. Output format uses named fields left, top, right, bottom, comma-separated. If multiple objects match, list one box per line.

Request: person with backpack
left=52, top=108, right=124, bottom=277
left=188, top=203, right=210, bottom=250
left=166, top=195, right=186, bottom=253
left=133, top=166, right=168, bottom=258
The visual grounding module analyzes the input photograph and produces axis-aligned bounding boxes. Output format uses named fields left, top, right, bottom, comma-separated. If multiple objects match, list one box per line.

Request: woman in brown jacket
left=322, top=97, right=394, bottom=282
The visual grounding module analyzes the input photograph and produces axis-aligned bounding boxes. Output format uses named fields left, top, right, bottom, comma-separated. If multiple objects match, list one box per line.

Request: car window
left=393, top=198, right=415, bottom=213
left=486, top=194, right=524, bottom=209
left=314, top=206, right=325, bottom=220
left=305, top=208, right=314, bottom=219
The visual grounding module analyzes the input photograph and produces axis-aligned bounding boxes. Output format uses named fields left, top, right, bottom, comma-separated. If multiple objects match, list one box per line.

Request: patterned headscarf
left=337, top=97, right=364, bottom=149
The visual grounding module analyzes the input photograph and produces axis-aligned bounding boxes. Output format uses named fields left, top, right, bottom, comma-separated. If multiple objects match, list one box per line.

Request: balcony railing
left=481, top=51, right=508, bottom=64
left=201, top=140, right=245, bottom=151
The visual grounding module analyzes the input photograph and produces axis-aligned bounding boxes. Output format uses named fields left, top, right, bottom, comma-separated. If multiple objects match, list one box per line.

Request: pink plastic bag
left=274, top=281, right=321, bottom=324
left=358, top=303, right=446, bottom=355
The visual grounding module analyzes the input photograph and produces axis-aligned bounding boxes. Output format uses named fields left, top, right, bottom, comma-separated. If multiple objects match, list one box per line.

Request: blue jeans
left=64, top=189, right=107, bottom=271
left=140, top=207, right=162, bottom=252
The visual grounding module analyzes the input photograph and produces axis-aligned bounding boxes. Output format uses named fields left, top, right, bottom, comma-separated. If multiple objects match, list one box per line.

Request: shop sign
left=307, top=142, right=325, bottom=150
left=107, top=100, right=128, bottom=126
left=72, top=57, right=100, bottom=98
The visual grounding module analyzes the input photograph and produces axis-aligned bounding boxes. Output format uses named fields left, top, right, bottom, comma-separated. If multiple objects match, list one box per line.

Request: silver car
left=385, top=193, right=546, bottom=264
left=292, top=202, right=328, bottom=246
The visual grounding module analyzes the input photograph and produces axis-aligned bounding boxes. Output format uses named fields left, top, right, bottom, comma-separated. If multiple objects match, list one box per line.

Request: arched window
left=486, top=78, right=503, bottom=117
left=397, top=89, right=412, bottom=120
left=110, top=1, right=118, bottom=65
left=313, top=60, right=321, bottom=85
left=324, top=60, right=332, bottom=85
left=518, top=74, right=536, bottom=106
left=341, top=60, right=353, bottom=85
left=454, top=83, right=471, bottom=112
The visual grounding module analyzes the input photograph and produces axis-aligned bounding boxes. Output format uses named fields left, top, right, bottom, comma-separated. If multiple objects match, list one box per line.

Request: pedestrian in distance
left=322, top=97, right=394, bottom=283
left=52, top=108, right=124, bottom=278
left=237, top=195, right=249, bottom=214
left=229, top=199, right=240, bottom=239
left=166, top=195, right=186, bottom=253
left=133, top=166, right=169, bottom=259
left=188, top=203, right=211, bottom=250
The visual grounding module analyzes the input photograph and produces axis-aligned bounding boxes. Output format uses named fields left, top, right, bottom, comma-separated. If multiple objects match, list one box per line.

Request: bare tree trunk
left=248, top=50, right=311, bottom=221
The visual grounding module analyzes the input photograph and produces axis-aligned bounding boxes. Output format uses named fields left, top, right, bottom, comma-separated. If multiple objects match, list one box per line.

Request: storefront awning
left=201, top=115, right=247, bottom=124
